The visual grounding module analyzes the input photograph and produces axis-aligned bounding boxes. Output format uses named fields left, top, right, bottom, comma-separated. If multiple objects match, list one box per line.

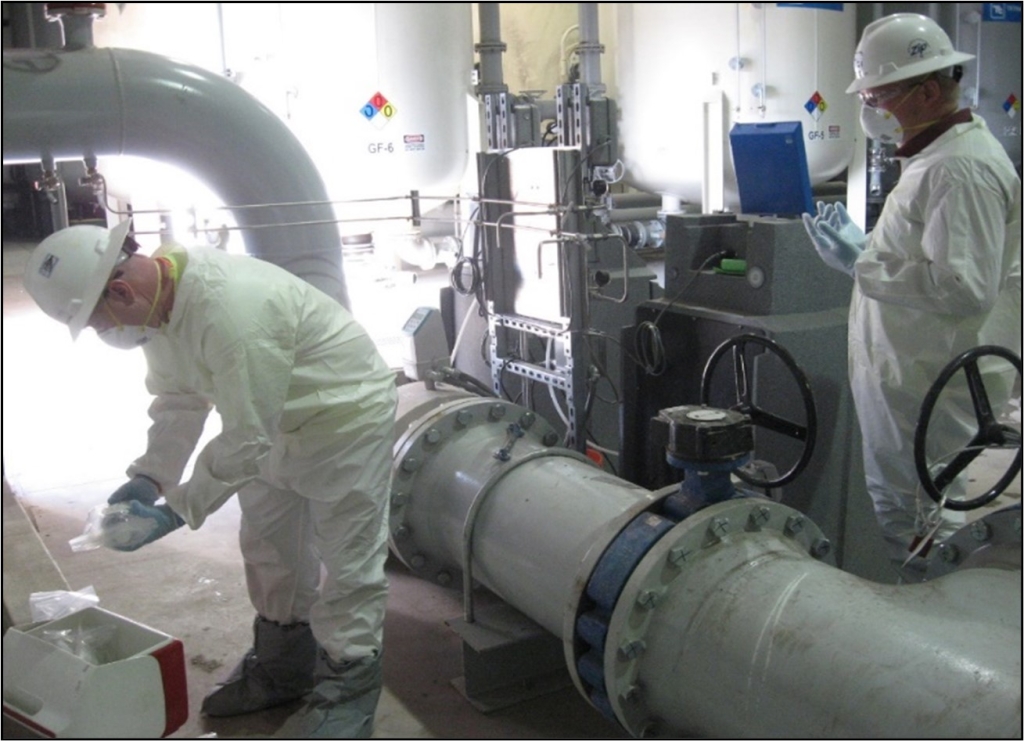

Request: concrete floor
left=3, top=236, right=1020, bottom=739
left=1, top=239, right=626, bottom=739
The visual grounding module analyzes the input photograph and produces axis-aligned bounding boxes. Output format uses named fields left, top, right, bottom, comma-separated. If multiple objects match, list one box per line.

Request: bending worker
left=24, top=220, right=398, bottom=738
left=803, top=13, right=1022, bottom=569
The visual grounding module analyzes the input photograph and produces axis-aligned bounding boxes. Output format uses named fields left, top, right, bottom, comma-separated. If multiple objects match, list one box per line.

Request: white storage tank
left=94, top=3, right=473, bottom=202
left=614, top=3, right=857, bottom=211
left=223, top=2, right=473, bottom=200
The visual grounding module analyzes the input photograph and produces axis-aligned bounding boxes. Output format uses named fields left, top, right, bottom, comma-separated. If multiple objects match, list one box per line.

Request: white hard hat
left=847, top=13, right=975, bottom=94
left=23, top=220, right=133, bottom=340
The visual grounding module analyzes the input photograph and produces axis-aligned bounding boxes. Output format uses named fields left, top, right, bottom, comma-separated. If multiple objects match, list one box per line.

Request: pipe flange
left=602, top=498, right=829, bottom=737
left=562, top=486, right=677, bottom=717
left=561, top=483, right=679, bottom=720
left=925, top=506, right=1023, bottom=580
left=389, top=393, right=558, bottom=586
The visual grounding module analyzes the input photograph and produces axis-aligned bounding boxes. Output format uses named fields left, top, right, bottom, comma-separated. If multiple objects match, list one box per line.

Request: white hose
left=449, top=296, right=479, bottom=366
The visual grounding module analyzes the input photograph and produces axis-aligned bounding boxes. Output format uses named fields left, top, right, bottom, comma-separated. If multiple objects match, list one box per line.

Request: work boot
left=201, top=616, right=317, bottom=717
left=274, top=649, right=383, bottom=739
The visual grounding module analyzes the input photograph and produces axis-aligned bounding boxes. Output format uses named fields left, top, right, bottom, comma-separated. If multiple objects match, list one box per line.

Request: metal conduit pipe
left=392, top=383, right=1022, bottom=738
left=2, top=47, right=350, bottom=309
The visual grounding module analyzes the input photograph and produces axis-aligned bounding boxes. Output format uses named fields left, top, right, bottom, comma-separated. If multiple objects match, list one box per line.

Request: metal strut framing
left=479, top=147, right=593, bottom=452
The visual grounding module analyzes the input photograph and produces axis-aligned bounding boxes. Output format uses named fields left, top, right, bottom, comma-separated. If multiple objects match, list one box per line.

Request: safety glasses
left=858, top=82, right=921, bottom=109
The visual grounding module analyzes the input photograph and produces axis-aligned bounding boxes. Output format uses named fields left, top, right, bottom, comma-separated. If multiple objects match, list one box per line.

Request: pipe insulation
left=2, top=47, right=350, bottom=309
left=392, top=383, right=1022, bottom=739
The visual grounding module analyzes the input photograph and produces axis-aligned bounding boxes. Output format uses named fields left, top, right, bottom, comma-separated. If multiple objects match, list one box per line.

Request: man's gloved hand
left=108, top=475, right=161, bottom=507
left=802, top=201, right=867, bottom=276
left=823, top=201, right=868, bottom=248
left=107, top=500, right=185, bottom=552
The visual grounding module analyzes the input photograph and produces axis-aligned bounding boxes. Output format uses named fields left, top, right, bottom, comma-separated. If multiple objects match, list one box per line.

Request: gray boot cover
left=275, top=650, right=383, bottom=739
left=201, top=616, right=317, bottom=717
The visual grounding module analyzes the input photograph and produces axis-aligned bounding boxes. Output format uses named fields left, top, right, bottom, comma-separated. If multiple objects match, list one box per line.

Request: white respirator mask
left=98, top=323, right=161, bottom=350
left=97, top=258, right=164, bottom=350
left=859, top=104, right=906, bottom=144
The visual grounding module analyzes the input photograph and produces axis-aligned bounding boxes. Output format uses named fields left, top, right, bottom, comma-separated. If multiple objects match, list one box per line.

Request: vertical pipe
left=476, top=3, right=507, bottom=95
left=758, top=3, right=768, bottom=116
left=55, top=13, right=96, bottom=51
left=37, top=156, right=70, bottom=232
left=734, top=4, right=742, bottom=113
left=410, top=190, right=421, bottom=228
left=577, top=2, right=604, bottom=91
left=215, top=3, right=229, bottom=77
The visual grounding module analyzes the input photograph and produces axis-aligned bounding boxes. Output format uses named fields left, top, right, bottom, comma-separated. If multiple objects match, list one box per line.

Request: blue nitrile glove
left=802, top=201, right=866, bottom=276
left=107, top=500, right=185, bottom=552
left=108, top=475, right=161, bottom=506
left=823, top=202, right=868, bottom=250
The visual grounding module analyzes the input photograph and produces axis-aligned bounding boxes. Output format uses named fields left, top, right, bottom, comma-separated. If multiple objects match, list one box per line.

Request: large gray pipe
left=635, top=508, right=1021, bottom=738
left=390, top=384, right=655, bottom=634
left=2, top=47, right=350, bottom=309
left=391, top=383, right=1022, bottom=738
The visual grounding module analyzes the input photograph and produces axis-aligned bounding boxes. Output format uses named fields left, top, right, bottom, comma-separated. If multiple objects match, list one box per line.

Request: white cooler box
left=2, top=606, right=188, bottom=738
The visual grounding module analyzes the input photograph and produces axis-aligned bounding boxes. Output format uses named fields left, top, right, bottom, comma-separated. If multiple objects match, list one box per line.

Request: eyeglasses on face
left=858, top=79, right=927, bottom=109
left=858, top=85, right=907, bottom=109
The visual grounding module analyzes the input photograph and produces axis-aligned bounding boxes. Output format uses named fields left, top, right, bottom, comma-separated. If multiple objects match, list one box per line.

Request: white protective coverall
left=127, top=245, right=397, bottom=661
left=850, top=112, right=1022, bottom=553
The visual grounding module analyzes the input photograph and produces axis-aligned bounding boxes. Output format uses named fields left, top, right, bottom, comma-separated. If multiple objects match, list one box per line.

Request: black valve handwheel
left=914, top=345, right=1022, bottom=511
left=700, top=334, right=817, bottom=488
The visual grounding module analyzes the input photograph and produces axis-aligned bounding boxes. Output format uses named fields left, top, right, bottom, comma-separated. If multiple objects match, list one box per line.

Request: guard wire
left=634, top=250, right=731, bottom=376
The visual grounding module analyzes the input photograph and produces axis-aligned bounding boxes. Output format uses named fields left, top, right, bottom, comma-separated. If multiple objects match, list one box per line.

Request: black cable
left=582, top=332, right=621, bottom=405
left=450, top=203, right=483, bottom=297
left=496, top=358, right=514, bottom=403
left=450, top=255, right=482, bottom=296
left=446, top=368, right=497, bottom=398
left=480, top=330, right=491, bottom=367
left=634, top=249, right=731, bottom=376
left=585, top=329, right=645, bottom=370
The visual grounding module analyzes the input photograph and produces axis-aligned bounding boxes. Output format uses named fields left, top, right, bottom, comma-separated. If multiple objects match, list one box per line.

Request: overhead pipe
left=390, top=383, right=1022, bottom=739
left=2, top=45, right=350, bottom=309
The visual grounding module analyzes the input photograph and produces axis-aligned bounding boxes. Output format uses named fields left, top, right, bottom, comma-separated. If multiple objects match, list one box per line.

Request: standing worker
left=24, top=220, right=398, bottom=738
left=803, top=13, right=1022, bottom=571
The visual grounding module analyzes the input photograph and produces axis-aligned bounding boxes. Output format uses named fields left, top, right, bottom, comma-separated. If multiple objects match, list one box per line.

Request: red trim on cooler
left=2, top=708, right=57, bottom=738
left=152, top=640, right=189, bottom=737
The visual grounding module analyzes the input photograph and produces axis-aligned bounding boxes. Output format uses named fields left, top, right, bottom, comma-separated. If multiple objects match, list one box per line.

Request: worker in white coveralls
left=803, top=13, right=1022, bottom=573
left=24, top=220, right=398, bottom=738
